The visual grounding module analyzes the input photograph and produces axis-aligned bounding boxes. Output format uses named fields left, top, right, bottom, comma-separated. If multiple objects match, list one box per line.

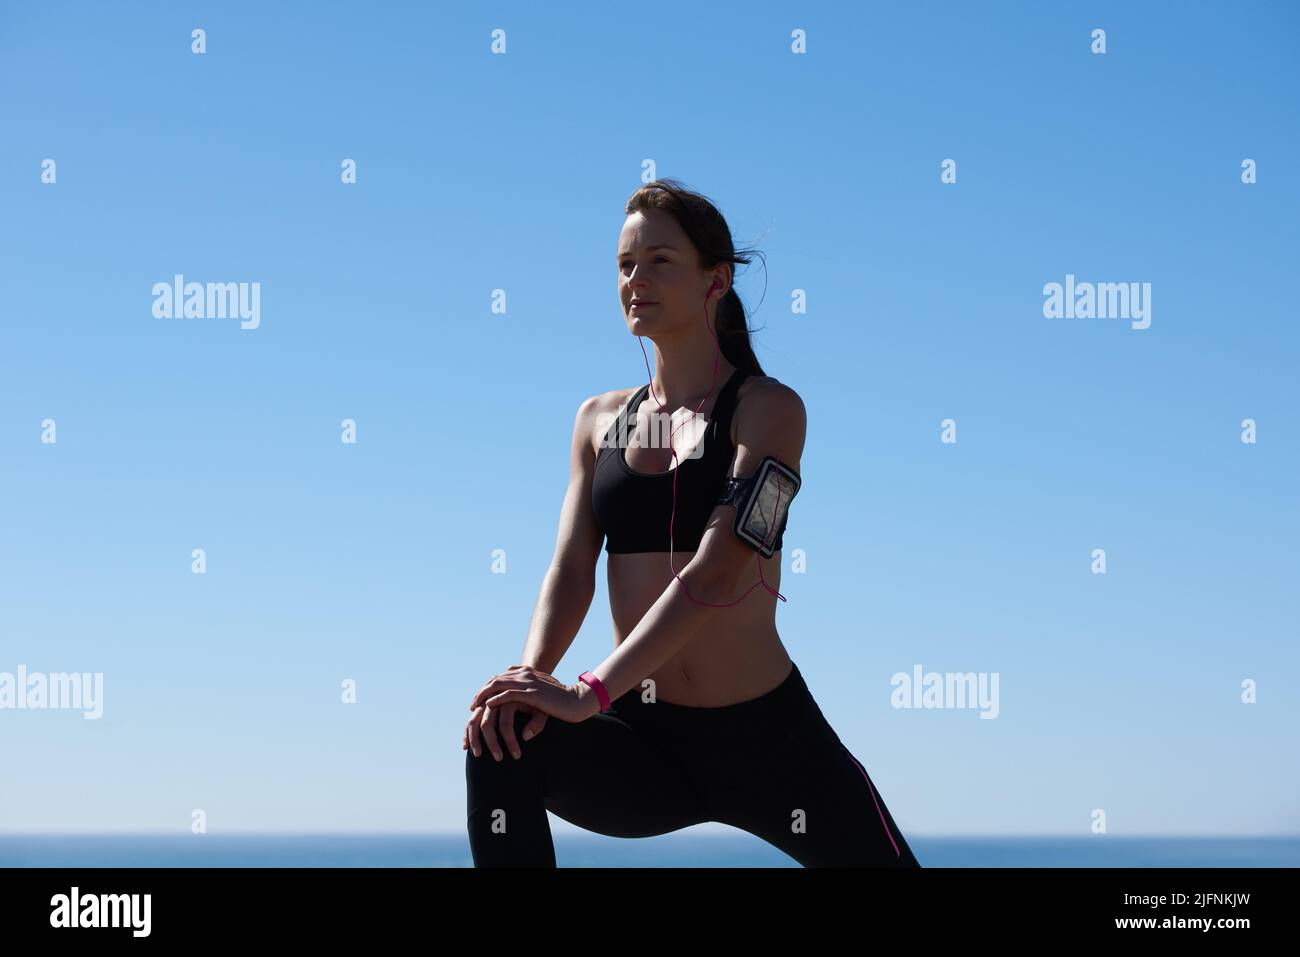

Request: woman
left=463, top=179, right=921, bottom=868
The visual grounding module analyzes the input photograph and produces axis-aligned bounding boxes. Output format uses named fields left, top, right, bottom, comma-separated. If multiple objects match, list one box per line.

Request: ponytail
left=715, top=286, right=764, bottom=376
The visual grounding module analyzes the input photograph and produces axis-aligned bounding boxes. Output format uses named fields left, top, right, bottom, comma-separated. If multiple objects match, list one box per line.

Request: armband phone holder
left=716, top=455, right=801, bottom=559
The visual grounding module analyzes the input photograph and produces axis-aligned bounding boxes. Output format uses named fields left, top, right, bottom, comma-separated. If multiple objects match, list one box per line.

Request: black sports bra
left=591, top=369, right=748, bottom=554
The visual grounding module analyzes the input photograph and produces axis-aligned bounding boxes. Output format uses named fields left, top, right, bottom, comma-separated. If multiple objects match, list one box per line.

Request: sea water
left=1, top=833, right=1296, bottom=868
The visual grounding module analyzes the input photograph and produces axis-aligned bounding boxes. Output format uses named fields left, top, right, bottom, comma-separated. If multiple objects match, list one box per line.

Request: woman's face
left=617, top=209, right=713, bottom=335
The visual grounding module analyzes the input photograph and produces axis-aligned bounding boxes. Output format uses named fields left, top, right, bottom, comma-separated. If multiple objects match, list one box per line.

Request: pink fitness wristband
left=578, top=671, right=612, bottom=713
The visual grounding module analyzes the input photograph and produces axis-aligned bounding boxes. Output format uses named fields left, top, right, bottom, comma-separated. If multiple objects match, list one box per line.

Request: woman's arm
left=518, top=566, right=595, bottom=675
left=518, top=394, right=609, bottom=673
left=577, top=381, right=807, bottom=710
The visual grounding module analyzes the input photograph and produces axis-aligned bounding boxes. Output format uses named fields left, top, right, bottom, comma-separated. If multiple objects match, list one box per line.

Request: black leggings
left=465, top=661, right=921, bottom=867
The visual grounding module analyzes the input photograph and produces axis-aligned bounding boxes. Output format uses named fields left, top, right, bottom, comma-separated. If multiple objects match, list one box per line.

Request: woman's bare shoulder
left=732, top=375, right=806, bottom=444
left=580, top=386, right=640, bottom=457
left=736, top=375, right=804, bottom=413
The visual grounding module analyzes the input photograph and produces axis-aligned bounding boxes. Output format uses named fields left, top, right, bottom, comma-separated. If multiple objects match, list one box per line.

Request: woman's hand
left=463, top=698, right=548, bottom=762
left=464, top=666, right=598, bottom=760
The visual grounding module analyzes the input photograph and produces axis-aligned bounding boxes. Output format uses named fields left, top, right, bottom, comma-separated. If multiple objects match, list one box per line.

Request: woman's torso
left=588, top=372, right=793, bottom=707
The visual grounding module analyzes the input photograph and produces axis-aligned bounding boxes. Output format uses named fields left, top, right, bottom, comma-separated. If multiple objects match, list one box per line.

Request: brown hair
left=624, top=178, right=768, bottom=376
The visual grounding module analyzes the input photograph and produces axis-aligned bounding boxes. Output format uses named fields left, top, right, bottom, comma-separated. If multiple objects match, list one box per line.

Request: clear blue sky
left=1, top=1, right=1296, bottom=837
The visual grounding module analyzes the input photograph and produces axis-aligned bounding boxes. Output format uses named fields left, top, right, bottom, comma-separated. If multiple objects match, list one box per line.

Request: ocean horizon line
left=3, top=831, right=1297, bottom=839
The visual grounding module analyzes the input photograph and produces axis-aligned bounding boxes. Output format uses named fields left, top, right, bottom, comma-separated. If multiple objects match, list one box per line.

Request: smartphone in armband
left=716, top=455, right=801, bottom=559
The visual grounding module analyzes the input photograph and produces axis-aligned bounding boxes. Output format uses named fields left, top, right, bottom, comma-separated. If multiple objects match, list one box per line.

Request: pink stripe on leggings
left=843, top=748, right=901, bottom=859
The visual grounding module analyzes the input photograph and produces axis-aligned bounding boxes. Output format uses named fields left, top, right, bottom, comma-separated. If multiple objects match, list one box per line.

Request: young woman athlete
left=463, top=179, right=922, bottom=868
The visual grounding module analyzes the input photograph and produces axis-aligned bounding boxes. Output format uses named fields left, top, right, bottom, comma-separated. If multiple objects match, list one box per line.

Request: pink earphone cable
left=633, top=279, right=787, bottom=607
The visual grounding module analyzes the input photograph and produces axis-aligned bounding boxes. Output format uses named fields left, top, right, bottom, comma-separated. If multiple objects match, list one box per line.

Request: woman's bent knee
left=465, top=711, right=548, bottom=778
